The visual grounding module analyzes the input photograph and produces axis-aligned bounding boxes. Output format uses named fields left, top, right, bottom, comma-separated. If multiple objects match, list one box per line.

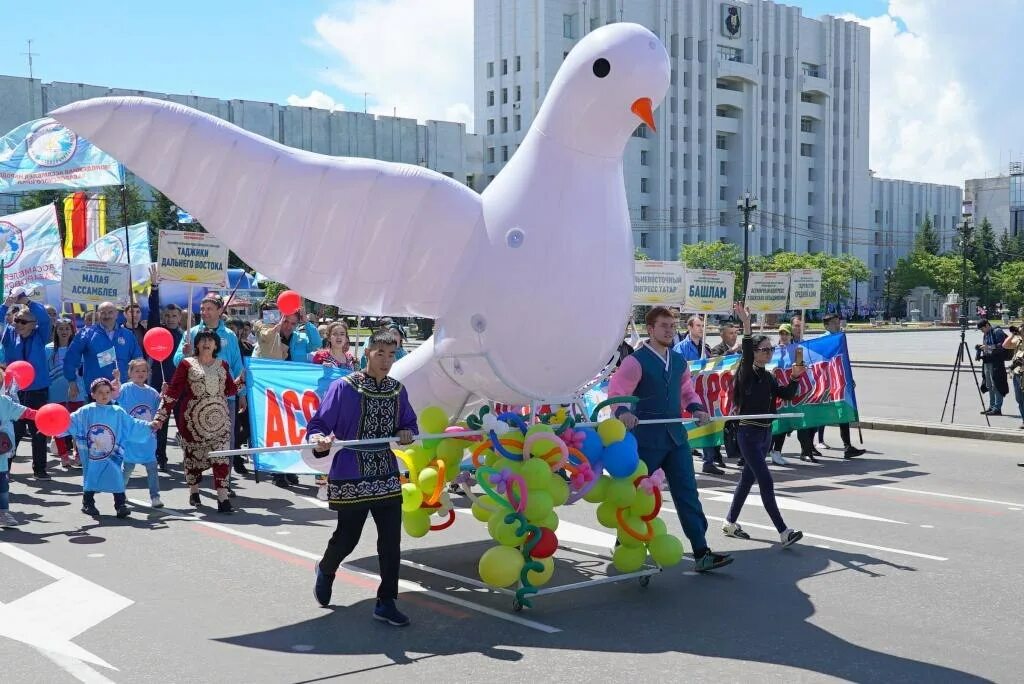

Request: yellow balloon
left=526, top=556, right=555, bottom=587
left=418, top=467, right=439, bottom=496
left=630, top=489, right=657, bottom=518
left=650, top=517, right=668, bottom=537
left=479, top=545, right=525, bottom=588
left=597, top=418, right=627, bottom=446
left=401, top=482, right=423, bottom=512
left=520, top=458, right=551, bottom=490
left=402, top=510, right=431, bottom=538
left=616, top=515, right=646, bottom=548
left=595, top=500, right=619, bottom=528
left=647, top=534, right=684, bottom=567
left=583, top=475, right=610, bottom=503
left=407, top=445, right=432, bottom=474
left=482, top=450, right=500, bottom=467
left=488, top=513, right=526, bottom=547
left=612, top=543, right=646, bottom=573
left=629, top=460, right=649, bottom=479
left=548, top=475, right=570, bottom=507
left=420, top=406, right=449, bottom=435
left=607, top=478, right=636, bottom=507
left=471, top=499, right=498, bottom=522
left=436, top=439, right=465, bottom=474
left=540, top=510, right=560, bottom=532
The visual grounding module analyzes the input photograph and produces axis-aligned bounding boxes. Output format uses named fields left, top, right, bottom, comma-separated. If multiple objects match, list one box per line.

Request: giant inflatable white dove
left=52, top=23, right=670, bottom=416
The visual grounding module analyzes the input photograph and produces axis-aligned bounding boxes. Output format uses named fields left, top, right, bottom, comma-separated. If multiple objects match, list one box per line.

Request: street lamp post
left=958, top=202, right=974, bottom=326
left=737, top=192, right=758, bottom=294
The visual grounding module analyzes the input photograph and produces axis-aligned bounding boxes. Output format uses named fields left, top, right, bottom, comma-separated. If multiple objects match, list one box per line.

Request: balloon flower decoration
left=395, top=400, right=685, bottom=609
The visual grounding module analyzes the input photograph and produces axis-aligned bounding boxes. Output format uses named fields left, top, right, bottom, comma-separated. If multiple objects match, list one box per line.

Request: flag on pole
left=1, top=204, right=64, bottom=293
left=62, top=192, right=107, bottom=258
left=0, top=118, right=124, bottom=191
left=176, top=209, right=195, bottom=224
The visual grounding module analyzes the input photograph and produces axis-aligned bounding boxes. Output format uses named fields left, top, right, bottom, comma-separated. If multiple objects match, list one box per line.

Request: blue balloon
left=602, top=434, right=639, bottom=478
left=579, top=427, right=604, bottom=462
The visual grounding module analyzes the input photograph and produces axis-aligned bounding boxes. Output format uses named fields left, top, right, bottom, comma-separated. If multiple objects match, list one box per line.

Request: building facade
left=0, top=74, right=483, bottom=215
left=868, top=174, right=962, bottom=294
left=963, top=171, right=1024, bottom=240
left=474, top=0, right=875, bottom=293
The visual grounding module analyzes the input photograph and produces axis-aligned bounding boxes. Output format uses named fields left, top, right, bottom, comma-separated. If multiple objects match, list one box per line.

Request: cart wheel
left=512, top=598, right=524, bottom=612
left=639, top=575, right=651, bottom=588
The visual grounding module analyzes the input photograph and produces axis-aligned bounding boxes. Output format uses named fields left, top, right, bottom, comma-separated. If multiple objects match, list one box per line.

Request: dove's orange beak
left=631, top=98, right=656, bottom=131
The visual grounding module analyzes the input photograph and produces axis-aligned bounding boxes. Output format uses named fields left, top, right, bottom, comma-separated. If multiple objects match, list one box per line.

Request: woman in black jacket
left=722, top=302, right=805, bottom=547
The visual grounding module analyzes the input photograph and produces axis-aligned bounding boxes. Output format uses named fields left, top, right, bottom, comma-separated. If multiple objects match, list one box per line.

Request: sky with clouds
left=0, top=0, right=1019, bottom=186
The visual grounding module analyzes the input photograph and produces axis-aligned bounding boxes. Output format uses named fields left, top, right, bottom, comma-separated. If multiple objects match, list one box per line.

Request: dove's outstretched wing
left=52, top=97, right=483, bottom=316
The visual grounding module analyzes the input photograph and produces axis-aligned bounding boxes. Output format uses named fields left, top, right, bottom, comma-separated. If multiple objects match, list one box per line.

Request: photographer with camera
left=976, top=319, right=1009, bottom=416
left=1001, top=325, right=1023, bottom=428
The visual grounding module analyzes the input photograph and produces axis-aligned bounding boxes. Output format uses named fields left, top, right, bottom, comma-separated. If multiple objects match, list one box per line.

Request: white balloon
left=51, top=23, right=670, bottom=416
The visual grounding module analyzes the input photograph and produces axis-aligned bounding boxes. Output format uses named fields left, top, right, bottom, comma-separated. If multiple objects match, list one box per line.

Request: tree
left=992, top=260, right=1024, bottom=312
left=914, top=215, right=940, bottom=255
left=679, top=241, right=743, bottom=292
left=108, top=183, right=148, bottom=229
left=892, top=250, right=975, bottom=302
left=633, top=247, right=648, bottom=261
left=973, top=217, right=997, bottom=305
left=17, top=190, right=62, bottom=212
left=997, top=230, right=1024, bottom=266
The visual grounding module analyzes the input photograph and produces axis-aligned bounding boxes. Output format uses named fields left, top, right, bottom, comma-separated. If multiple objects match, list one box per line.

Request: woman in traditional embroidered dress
left=153, top=330, right=240, bottom=513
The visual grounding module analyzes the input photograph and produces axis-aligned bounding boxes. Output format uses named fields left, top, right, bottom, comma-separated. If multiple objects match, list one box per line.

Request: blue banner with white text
left=0, top=118, right=124, bottom=191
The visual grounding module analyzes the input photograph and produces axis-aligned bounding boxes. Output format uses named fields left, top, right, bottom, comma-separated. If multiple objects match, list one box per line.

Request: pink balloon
left=6, top=360, right=35, bottom=389
left=277, top=290, right=301, bottom=316
left=35, top=403, right=71, bottom=437
left=144, top=327, right=175, bottom=361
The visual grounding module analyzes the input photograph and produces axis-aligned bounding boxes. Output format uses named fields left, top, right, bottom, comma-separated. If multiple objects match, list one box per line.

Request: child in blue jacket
left=115, top=359, right=164, bottom=508
left=0, top=387, right=36, bottom=527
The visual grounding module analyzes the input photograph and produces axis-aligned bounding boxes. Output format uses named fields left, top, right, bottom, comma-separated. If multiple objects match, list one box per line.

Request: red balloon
left=276, top=290, right=302, bottom=316
left=5, top=360, right=35, bottom=389
left=144, top=327, right=175, bottom=361
left=528, top=527, right=558, bottom=559
left=35, top=403, right=71, bottom=437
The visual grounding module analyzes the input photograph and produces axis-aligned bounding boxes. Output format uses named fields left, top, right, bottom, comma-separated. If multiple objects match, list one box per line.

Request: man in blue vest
left=1, top=289, right=53, bottom=478
left=609, top=306, right=733, bottom=572
left=63, top=301, right=143, bottom=398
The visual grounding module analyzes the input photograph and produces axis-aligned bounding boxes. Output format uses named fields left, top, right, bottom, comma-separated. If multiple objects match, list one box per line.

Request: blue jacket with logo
left=63, top=324, right=145, bottom=391
left=173, top=320, right=243, bottom=379
left=0, top=301, right=53, bottom=391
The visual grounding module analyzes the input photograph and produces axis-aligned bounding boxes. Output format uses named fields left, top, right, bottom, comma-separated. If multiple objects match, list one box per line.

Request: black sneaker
left=314, top=563, right=335, bottom=607
left=694, top=551, right=733, bottom=572
left=34, top=471, right=51, bottom=480
left=115, top=506, right=131, bottom=519
left=81, top=504, right=99, bottom=516
left=780, top=528, right=803, bottom=547
left=714, top=455, right=726, bottom=468
left=373, top=598, right=410, bottom=626
left=844, top=446, right=866, bottom=459
left=701, top=463, right=725, bottom=475
left=272, top=475, right=290, bottom=489
left=800, top=452, right=819, bottom=463
left=217, top=499, right=233, bottom=514
left=286, top=474, right=300, bottom=485
left=189, top=492, right=202, bottom=507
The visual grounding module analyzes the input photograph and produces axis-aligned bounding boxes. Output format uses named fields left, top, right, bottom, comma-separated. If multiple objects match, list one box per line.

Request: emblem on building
left=722, top=4, right=741, bottom=39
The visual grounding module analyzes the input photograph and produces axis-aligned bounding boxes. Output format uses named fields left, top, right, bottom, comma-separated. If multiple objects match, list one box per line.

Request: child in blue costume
left=115, top=359, right=163, bottom=508
left=0, top=387, right=37, bottom=527
left=71, top=377, right=159, bottom=518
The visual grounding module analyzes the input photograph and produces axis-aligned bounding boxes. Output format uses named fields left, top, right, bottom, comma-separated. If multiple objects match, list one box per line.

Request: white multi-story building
left=0, top=74, right=483, bottom=215
left=868, top=174, right=962, bottom=293
left=474, top=0, right=875, bottom=294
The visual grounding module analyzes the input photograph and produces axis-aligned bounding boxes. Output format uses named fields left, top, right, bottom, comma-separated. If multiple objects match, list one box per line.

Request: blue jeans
left=123, top=461, right=160, bottom=498
left=727, top=425, right=788, bottom=533
left=639, top=443, right=709, bottom=554
left=983, top=364, right=1005, bottom=410
left=0, top=471, right=9, bottom=510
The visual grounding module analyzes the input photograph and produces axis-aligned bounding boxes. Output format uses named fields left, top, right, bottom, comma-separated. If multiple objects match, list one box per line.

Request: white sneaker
left=151, top=496, right=164, bottom=509
left=780, top=528, right=803, bottom=547
left=817, top=440, right=830, bottom=450
left=722, top=521, right=750, bottom=539
left=316, top=485, right=329, bottom=502
left=0, top=511, right=20, bottom=527
left=770, top=450, right=789, bottom=466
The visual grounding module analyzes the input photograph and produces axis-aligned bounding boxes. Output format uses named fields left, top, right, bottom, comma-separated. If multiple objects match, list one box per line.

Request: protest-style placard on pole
left=789, top=269, right=822, bottom=311
left=633, top=260, right=685, bottom=305
left=682, top=268, right=735, bottom=314
left=745, top=272, right=791, bottom=314
left=157, top=229, right=229, bottom=286
left=62, top=259, right=131, bottom=307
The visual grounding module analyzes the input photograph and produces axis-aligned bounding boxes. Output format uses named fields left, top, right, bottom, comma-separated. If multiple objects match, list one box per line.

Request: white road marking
left=87, top=553, right=105, bottom=558
left=555, top=520, right=616, bottom=548
left=920, top=524, right=935, bottom=529
left=875, top=486, right=1024, bottom=508
left=291, top=644, right=315, bottom=652
left=0, top=543, right=132, bottom=674
left=43, top=651, right=116, bottom=684
left=1008, top=508, right=1021, bottom=512
left=661, top=507, right=948, bottom=561
left=700, top=489, right=907, bottom=524
left=128, top=498, right=561, bottom=634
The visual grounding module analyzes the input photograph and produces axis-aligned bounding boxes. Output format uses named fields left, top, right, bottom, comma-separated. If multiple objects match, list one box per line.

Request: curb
left=855, top=417, right=1024, bottom=443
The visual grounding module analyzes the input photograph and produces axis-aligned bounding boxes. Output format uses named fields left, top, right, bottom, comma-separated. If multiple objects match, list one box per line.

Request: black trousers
left=15, top=389, right=49, bottom=473
left=319, top=500, right=402, bottom=600
left=798, top=425, right=853, bottom=452
left=155, top=420, right=170, bottom=465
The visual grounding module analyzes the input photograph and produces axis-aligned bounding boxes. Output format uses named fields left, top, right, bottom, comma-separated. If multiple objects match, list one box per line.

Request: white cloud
left=302, top=0, right=474, bottom=129
left=845, top=0, right=1024, bottom=185
left=286, top=90, right=345, bottom=111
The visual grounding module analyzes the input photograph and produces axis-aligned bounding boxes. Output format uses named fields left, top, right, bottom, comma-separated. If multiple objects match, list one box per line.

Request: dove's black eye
left=593, top=58, right=611, bottom=78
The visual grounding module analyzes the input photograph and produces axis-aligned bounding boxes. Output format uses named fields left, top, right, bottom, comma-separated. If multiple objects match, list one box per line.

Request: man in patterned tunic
left=307, top=329, right=418, bottom=626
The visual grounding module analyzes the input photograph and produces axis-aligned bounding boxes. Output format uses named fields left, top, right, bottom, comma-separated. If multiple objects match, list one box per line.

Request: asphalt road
left=1, top=429, right=1021, bottom=683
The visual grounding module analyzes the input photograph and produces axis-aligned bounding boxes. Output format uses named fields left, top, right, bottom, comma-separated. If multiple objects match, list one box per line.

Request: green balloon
left=612, top=543, right=646, bottom=573
left=401, top=482, right=423, bottom=513
left=526, top=555, right=555, bottom=586
left=541, top=510, right=560, bottom=532
left=403, top=510, right=431, bottom=538
left=479, top=545, right=526, bottom=588
left=548, top=474, right=570, bottom=507
left=471, top=500, right=497, bottom=522
left=629, top=460, right=650, bottom=479
left=583, top=475, right=611, bottom=503
left=595, top=500, right=619, bottom=528
left=524, top=489, right=554, bottom=522
left=650, top=517, right=668, bottom=537
left=616, top=515, right=647, bottom=548
left=521, top=458, right=552, bottom=490
left=419, top=406, right=449, bottom=435
left=607, top=478, right=636, bottom=507
left=647, top=534, right=685, bottom=567
left=630, top=489, right=657, bottom=518
left=488, top=514, right=526, bottom=547
left=417, top=467, right=439, bottom=496
left=482, top=450, right=500, bottom=467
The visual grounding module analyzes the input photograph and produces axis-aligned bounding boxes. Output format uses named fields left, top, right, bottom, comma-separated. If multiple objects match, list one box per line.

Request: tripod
left=940, top=318, right=990, bottom=425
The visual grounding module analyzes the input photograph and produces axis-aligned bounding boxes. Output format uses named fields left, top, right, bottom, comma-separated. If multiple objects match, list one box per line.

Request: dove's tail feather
left=392, top=338, right=480, bottom=420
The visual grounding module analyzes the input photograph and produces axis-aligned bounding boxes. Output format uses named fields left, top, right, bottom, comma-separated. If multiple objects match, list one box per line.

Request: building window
left=808, top=192, right=815, bottom=205
left=717, top=45, right=743, bottom=63
left=800, top=143, right=813, bottom=157
left=501, top=117, right=508, bottom=133
left=487, top=147, right=495, bottom=163
left=720, top=160, right=728, bottom=176
left=501, top=58, right=508, bottom=75
left=808, top=167, right=815, bottom=181
left=801, top=62, right=821, bottom=78
left=640, top=206, right=649, bottom=220
left=670, top=125, right=677, bottom=141
left=670, top=232, right=677, bottom=250
left=800, top=117, right=814, bottom=133
left=487, top=90, right=495, bottom=107
left=716, top=134, right=727, bottom=150
left=515, top=55, right=521, bottom=72
left=639, top=231, right=648, bottom=247
left=633, top=124, right=648, bottom=138
left=501, top=88, right=508, bottom=104
left=719, top=186, right=728, bottom=201
left=640, top=150, right=649, bottom=166
left=720, top=211, right=728, bottom=226
left=514, top=114, right=521, bottom=131
left=486, top=62, right=494, bottom=78
left=670, top=179, right=677, bottom=195
left=801, top=92, right=814, bottom=103
left=640, top=177, right=649, bottom=193
left=487, top=119, right=494, bottom=135
left=501, top=146, right=509, bottom=162
left=535, top=81, right=540, bottom=98
left=563, top=13, right=577, bottom=39
left=515, top=86, right=521, bottom=101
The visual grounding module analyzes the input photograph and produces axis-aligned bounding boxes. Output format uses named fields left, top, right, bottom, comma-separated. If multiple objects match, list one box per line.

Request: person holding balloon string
left=47, top=317, right=85, bottom=469
left=306, top=328, right=418, bottom=627
left=0, top=383, right=40, bottom=527
left=145, top=264, right=185, bottom=471
left=154, top=329, right=242, bottom=514
left=723, top=303, right=804, bottom=548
